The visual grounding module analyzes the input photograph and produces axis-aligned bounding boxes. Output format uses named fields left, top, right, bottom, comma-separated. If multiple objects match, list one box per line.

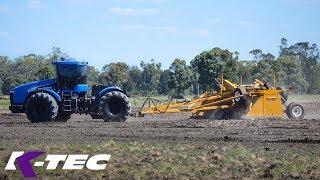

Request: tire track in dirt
left=0, top=102, right=319, bottom=148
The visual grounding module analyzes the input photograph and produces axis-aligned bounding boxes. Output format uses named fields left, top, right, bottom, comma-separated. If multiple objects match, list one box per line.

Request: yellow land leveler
left=137, top=77, right=305, bottom=120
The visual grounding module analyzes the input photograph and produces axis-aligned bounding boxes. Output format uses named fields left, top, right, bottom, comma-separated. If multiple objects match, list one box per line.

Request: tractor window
left=56, top=65, right=87, bottom=89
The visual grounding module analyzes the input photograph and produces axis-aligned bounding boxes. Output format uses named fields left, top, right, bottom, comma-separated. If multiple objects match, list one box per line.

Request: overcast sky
left=0, top=0, right=319, bottom=69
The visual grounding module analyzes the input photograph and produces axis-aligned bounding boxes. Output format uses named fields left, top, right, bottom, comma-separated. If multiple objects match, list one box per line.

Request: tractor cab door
left=53, top=60, right=89, bottom=113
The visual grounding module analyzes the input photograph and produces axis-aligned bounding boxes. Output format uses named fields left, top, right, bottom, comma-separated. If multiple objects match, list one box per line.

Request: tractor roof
left=52, top=58, right=88, bottom=66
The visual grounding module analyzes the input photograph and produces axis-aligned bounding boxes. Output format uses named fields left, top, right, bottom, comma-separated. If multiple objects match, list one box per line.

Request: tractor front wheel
left=99, top=91, right=131, bottom=122
left=25, top=92, right=58, bottom=123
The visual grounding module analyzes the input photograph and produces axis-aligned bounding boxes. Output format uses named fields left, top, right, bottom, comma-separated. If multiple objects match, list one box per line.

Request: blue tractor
left=9, top=59, right=131, bottom=123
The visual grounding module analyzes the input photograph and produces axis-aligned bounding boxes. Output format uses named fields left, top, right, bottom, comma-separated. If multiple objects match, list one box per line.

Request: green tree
left=191, top=47, right=239, bottom=91
left=251, top=59, right=274, bottom=82
left=14, top=54, right=55, bottom=83
left=276, top=55, right=308, bottom=93
left=0, top=56, right=11, bottom=94
left=238, top=60, right=256, bottom=84
left=311, top=64, right=320, bottom=94
left=0, top=54, right=55, bottom=94
left=250, top=50, right=276, bottom=83
left=87, top=66, right=100, bottom=86
left=140, top=60, right=162, bottom=94
left=122, top=66, right=142, bottom=94
left=157, top=70, right=170, bottom=95
left=249, top=49, right=263, bottom=61
left=279, top=39, right=319, bottom=93
left=100, top=62, right=130, bottom=87
left=48, top=47, right=69, bottom=62
left=168, top=59, right=190, bottom=96
left=188, top=66, right=200, bottom=95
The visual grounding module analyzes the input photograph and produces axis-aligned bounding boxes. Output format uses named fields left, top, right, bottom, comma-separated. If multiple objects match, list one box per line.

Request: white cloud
left=0, top=31, right=8, bottom=37
left=122, top=25, right=145, bottom=30
left=110, top=7, right=159, bottom=16
left=28, top=0, right=41, bottom=9
left=207, top=18, right=221, bottom=24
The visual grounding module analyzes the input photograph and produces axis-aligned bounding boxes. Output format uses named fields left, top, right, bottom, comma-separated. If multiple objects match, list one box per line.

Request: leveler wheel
left=99, top=91, right=131, bottom=122
left=233, top=88, right=247, bottom=106
left=229, top=88, right=250, bottom=119
left=286, top=102, right=305, bottom=120
left=25, top=92, right=58, bottom=123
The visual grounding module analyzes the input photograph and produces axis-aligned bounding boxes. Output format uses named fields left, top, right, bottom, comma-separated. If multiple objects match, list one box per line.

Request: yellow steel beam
left=138, top=78, right=287, bottom=119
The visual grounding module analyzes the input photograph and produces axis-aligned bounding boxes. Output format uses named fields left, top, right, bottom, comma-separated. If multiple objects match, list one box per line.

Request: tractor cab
left=53, top=60, right=89, bottom=94
left=52, top=59, right=90, bottom=113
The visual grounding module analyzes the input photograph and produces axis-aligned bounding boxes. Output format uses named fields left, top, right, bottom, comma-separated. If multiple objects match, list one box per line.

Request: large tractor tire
left=99, top=91, right=131, bottom=122
left=25, top=92, right=58, bottom=123
left=286, top=102, right=305, bottom=120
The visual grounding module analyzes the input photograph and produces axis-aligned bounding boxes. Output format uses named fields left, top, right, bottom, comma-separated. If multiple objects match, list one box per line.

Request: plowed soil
left=0, top=102, right=319, bottom=148
left=0, top=102, right=319, bottom=179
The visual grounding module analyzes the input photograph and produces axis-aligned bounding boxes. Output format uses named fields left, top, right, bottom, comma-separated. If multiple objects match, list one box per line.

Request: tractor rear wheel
left=25, top=92, right=58, bottom=123
left=99, top=91, right=131, bottom=122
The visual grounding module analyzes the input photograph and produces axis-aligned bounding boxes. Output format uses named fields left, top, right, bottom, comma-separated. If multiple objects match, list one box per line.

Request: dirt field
left=0, top=101, right=319, bottom=179
left=0, top=102, right=319, bottom=145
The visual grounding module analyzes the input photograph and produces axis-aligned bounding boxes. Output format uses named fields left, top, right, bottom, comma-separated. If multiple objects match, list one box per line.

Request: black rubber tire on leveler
left=286, top=102, right=305, bottom=120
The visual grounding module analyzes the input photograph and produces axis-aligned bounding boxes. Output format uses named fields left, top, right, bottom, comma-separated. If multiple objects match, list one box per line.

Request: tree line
left=0, top=38, right=319, bottom=96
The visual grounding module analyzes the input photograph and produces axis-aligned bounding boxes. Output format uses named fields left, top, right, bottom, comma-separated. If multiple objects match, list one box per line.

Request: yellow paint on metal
left=138, top=78, right=287, bottom=119
left=246, top=89, right=284, bottom=118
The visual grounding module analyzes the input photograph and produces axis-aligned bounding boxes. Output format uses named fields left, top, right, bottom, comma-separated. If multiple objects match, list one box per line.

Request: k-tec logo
left=5, top=151, right=111, bottom=177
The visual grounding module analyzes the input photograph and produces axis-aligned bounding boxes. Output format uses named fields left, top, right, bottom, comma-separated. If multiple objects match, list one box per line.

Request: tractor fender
left=26, top=88, right=61, bottom=104
left=98, top=86, right=126, bottom=99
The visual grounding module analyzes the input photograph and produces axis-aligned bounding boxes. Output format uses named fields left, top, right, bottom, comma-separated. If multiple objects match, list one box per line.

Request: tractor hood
left=10, top=79, right=56, bottom=104
left=11, top=79, right=55, bottom=92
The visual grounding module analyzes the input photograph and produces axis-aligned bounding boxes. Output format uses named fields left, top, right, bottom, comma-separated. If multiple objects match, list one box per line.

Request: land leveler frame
left=137, top=77, right=305, bottom=120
